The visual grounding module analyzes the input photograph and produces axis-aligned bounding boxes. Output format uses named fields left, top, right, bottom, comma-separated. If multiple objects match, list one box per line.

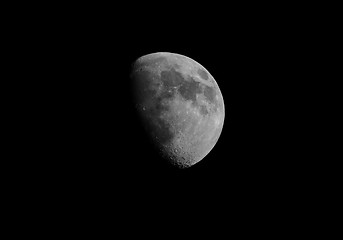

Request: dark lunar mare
left=160, top=67, right=218, bottom=114
left=197, top=68, right=208, bottom=80
left=203, top=85, right=216, bottom=104
left=200, top=105, right=208, bottom=115
left=160, top=68, right=184, bottom=88
left=160, top=68, right=203, bottom=108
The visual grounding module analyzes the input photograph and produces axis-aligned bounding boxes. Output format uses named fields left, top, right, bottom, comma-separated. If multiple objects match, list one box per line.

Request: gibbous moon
left=130, top=52, right=225, bottom=168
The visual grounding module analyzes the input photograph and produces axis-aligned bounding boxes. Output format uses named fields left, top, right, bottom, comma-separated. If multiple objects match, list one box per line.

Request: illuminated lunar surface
left=130, top=52, right=225, bottom=168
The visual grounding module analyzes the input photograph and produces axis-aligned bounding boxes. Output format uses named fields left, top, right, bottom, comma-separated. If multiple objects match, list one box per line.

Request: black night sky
left=47, top=22, right=303, bottom=201
left=25, top=7, right=319, bottom=232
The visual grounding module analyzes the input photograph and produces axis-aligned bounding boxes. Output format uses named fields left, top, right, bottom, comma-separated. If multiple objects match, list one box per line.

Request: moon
left=130, top=52, right=225, bottom=168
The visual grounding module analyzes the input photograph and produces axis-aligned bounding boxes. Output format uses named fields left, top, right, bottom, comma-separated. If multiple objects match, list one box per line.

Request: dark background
left=10, top=4, right=326, bottom=233
left=48, top=22, right=301, bottom=182
left=39, top=20, right=304, bottom=209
